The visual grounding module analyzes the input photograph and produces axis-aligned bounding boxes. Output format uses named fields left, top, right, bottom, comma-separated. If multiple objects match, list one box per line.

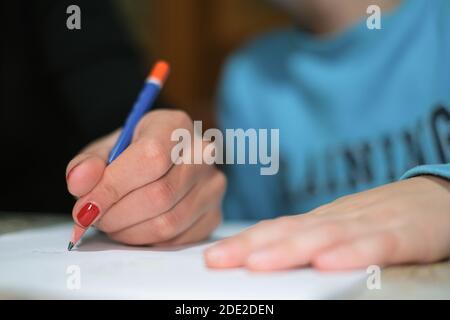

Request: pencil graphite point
left=68, top=242, right=74, bottom=251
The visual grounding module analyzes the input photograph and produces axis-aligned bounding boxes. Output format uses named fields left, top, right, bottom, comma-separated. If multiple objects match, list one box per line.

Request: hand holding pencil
left=65, top=61, right=226, bottom=250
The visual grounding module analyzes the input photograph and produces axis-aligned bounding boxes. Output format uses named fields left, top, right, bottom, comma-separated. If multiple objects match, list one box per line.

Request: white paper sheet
left=0, top=223, right=366, bottom=299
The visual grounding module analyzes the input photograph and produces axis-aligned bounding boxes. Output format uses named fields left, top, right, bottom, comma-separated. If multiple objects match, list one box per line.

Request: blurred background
left=115, top=0, right=290, bottom=127
left=1, top=0, right=290, bottom=213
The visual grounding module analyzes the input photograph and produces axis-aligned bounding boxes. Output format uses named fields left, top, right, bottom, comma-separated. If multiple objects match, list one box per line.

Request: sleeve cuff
left=401, top=163, right=450, bottom=181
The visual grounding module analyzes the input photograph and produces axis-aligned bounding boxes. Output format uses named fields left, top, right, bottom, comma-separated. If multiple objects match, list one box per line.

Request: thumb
left=66, top=130, right=120, bottom=198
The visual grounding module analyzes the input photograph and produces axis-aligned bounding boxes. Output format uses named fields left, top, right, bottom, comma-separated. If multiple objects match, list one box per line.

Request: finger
left=95, top=161, right=212, bottom=233
left=312, top=229, right=419, bottom=270
left=203, top=217, right=298, bottom=268
left=203, top=210, right=345, bottom=269
left=107, top=171, right=226, bottom=245
left=244, top=220, right=370, bottom=271
left=71, top=110, right=192, bottom=228
left=66, top=131, right=119, bottom=197
left=158, top=208, right=222, bottom=247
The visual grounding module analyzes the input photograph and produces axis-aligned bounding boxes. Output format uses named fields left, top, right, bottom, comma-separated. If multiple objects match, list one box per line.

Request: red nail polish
left=76, top=203, right=100, bottom=227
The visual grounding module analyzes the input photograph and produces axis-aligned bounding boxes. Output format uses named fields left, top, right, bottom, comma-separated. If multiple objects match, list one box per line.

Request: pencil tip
left=68, top=242, right=74, bottom=251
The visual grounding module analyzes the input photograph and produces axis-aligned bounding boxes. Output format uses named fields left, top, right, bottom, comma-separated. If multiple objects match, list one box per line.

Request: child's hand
left=66, top=110, right=226, bottom=246
left=204, top=176, right=450, bottom=271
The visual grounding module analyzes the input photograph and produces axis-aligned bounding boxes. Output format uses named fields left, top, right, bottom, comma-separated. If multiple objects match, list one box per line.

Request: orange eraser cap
left=147, top=60, right=170, bottom=84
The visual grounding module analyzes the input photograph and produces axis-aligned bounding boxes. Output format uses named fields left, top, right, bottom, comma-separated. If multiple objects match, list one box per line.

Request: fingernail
left=205, top=246, right=227, bottom=263
left=76, top=202, right=100, bottom=228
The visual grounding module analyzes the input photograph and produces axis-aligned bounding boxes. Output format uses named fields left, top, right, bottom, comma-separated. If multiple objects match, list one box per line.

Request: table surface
left=1, top=212, right=449, bottom=300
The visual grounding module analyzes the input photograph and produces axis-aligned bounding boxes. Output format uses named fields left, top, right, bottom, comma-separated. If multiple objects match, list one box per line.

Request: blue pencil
left=108, top=60, right=170, bottom=164
left=67, top=60, right=170, bottom=251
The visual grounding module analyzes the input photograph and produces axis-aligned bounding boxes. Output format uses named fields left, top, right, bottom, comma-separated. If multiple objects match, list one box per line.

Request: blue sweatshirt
left=218, top=0, right=450, bottom=220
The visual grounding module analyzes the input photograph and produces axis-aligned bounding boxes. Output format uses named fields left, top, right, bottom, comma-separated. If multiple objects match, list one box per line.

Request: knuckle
left=310, top=201, right=337, bottom=216
left=278, top=215, right=304, bottom=229
left=138, top=138, right=170, bottom=173
left=99, top=170, right=121, bottom=203
left=215, top=171, right=227, bottom=189
left=332, top=194, right=353, bottom=205
left=139, top=138, right=163, bottom=162
left=211, top=210, right=223, bottom=229
left=134, top=113, right=153, bottom=137
left=235, top=226, right=264, bottom=247
left=171, top=110, right=192, bottom=128
left=274, top=216, right=293, bottom=225
left=152, top=213, right=181, bottom=241
left=254, top=219, right=273, bottom=229
left=285, top=237, right=303, bottom=252
left=319, top=224, right=344, bottom=242
left=378, top=232, right=398, bottom=257
left=148, top=179, right=176, bottom=213
left=211, top=171, right=227, bottom=196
